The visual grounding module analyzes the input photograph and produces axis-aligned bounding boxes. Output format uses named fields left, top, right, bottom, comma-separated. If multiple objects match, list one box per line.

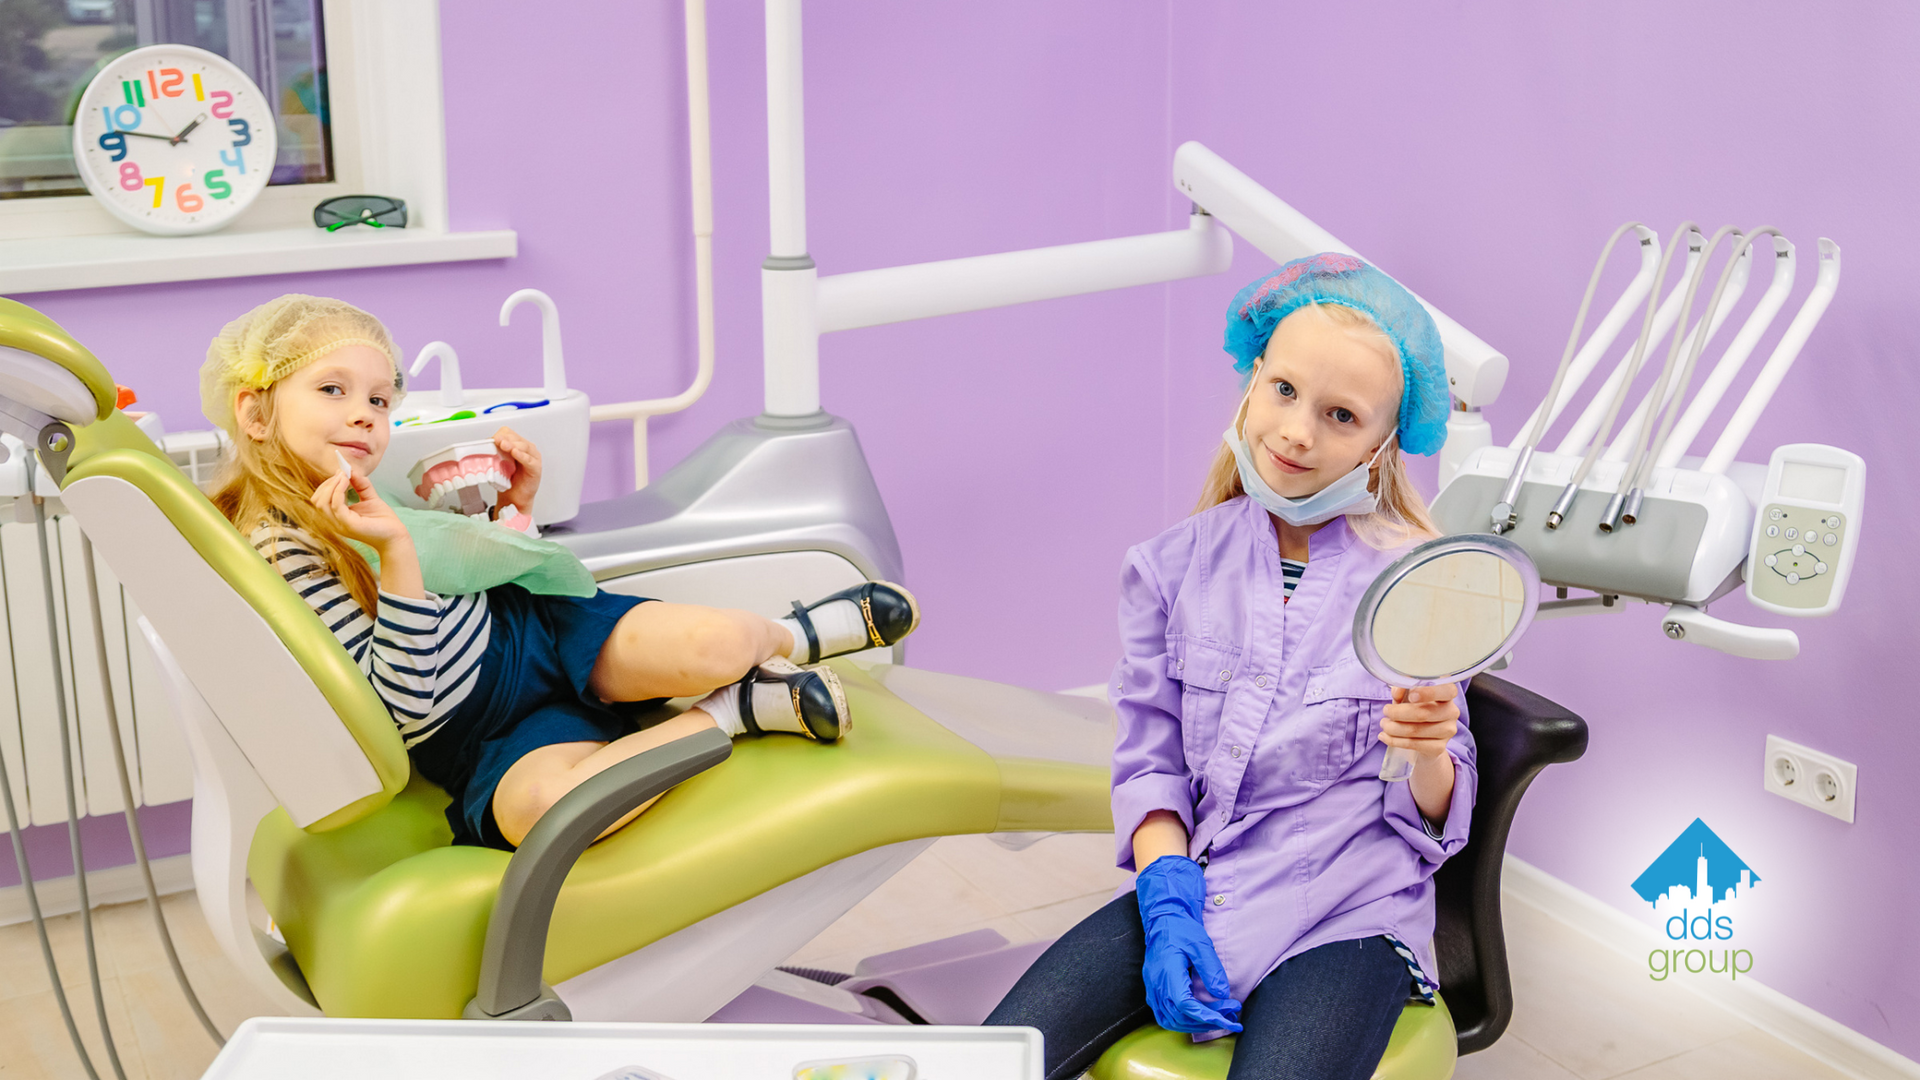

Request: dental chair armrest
left=464, top=727, right=733, bottom=1021
left=1435, top=675, right=1587, bottom=1054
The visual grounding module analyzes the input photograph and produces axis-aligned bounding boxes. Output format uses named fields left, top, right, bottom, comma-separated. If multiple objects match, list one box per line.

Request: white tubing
left=1603, top=238, right=1751, bottom=462
left=818, top=213, right=1232, bottom=332
left=1702, top=239, right=1841, bottom=474
left=588, top=0, right=717, bottom=486
left=1657, top=234, right=1795, bottom=468
left=1508, top=224, right=1660, bottom=450
left=1172, top=141, right=1508, bottom=408
left=1552, top=236, right=1704, bottom=457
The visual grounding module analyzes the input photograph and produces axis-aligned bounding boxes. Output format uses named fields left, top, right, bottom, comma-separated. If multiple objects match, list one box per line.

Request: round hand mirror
left=1352, top=533, right=1540, bottom=782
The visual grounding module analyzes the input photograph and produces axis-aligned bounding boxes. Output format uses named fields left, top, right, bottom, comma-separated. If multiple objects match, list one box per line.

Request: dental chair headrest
left=0, top=299, right=118, bottom=426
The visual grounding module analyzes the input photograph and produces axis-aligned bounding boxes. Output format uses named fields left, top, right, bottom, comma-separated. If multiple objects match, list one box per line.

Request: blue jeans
left=985, top=893, right=1414, bottom=1080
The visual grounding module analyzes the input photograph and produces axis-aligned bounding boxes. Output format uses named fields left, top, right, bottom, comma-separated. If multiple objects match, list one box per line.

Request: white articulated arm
left=1172, top=141, right=1508, bottom=408
left=1660, top=604, right=1799, bottom=661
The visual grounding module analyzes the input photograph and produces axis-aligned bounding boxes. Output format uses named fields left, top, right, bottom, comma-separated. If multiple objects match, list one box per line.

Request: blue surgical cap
left=1223, top=253, right=1450, bottom=456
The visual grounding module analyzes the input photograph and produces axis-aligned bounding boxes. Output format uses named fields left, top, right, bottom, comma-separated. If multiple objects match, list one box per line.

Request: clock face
left=72, top=44, right=279, bottom=236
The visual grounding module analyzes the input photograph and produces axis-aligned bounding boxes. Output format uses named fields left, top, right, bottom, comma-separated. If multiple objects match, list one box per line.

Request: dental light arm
left=1657, top=235, right=1795, bottom=469
left=1491, top=222, right=1655, bottom=534
left=1703, top=239, right=1841, bottom=474
left=465, top=727, right=734, bottom=1022
left=1172, top=141, right=1508, bottom=408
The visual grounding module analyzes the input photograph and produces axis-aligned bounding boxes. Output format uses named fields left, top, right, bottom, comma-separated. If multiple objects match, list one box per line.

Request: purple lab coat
left=1109, top=496, right=1477, bottom=1000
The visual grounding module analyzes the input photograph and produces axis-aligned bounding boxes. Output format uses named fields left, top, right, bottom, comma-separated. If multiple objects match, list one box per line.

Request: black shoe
left=787, top=581, right=922, bottom=663
left=737, top=658, right=850, bottom=742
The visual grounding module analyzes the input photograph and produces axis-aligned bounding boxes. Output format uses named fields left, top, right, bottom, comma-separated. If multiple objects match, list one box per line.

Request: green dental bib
left=349, top=487, right=598, bottom=599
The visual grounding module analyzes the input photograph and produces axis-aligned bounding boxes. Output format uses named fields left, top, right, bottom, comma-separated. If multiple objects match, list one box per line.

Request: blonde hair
left=204, top=300, right=399, bottom=618
left=1195, top=302, right=1439, bottom=550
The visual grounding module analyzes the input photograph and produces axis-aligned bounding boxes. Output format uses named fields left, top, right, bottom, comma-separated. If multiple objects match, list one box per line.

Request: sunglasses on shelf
left=313, top=195, right=409, bottom=232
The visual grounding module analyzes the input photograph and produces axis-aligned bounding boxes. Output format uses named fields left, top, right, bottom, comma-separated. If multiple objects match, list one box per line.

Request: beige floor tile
left=1009, top=890, right=1117, bottom=941
left=1609, top=1028, right=1854, bottom=1080
left=1452, top=1034, right=1583, bottom=1080
left=1500, top=898, right=1748, bottom=1079
left=785, top=847, right=1019, bottom=970
left=0, top=974, right=147, bottom=1080
left=930, top=833, right=1129, bottom=914
left=0, top=907, right=91, bottom=1003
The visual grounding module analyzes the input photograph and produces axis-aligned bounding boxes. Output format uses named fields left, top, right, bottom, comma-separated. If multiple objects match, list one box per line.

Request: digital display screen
left=1779, top=461, right=1846, bottom=503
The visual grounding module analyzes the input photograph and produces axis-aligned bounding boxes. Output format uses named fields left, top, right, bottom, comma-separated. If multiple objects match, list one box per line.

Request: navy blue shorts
left=406, top=585, right=662, bottom=849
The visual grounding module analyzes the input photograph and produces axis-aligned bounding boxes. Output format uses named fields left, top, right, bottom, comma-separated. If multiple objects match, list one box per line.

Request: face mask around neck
left=1223, top=381, right=1391, bottom=527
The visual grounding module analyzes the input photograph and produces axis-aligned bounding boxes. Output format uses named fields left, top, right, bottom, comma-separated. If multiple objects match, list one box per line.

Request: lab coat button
left=1255, top=675, right=1267, bottom=688
left=1219, top=670, right=1231, bottom=682
left=1213, top=894, right=1226, bottom=906
left=1231, top=746, right=1242, bottom=758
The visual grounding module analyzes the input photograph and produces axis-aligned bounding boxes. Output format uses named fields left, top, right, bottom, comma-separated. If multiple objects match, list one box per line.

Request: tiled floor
left=0, top=834, right=1865, bottom=1080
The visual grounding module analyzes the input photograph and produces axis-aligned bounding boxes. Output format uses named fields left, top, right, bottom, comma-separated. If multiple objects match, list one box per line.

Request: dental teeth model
left=408, top=440, right=518, bottom=518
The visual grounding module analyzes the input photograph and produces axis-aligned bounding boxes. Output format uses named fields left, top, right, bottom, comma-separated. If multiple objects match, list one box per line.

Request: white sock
left=694, top=674, right=804, bottom=737
left=694, top=684, right=746, bottom=737
left=778, top=598, right=871, bottom=662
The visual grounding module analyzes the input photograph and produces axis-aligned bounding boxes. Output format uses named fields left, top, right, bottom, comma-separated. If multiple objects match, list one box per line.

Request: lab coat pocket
left=1302, top=660, right=1395, bottom=781
left=1168, top=638, right=1239, bottom=771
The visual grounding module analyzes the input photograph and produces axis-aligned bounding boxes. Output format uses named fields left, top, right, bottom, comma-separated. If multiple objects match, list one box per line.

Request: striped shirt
left=1280, top=558, right=1306, bottom=601
left=250, top=522, right=491, bottom=748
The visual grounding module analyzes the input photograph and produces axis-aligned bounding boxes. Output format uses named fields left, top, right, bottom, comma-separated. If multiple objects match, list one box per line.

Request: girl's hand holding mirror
left=1378, top=683, right=1460, bottom=762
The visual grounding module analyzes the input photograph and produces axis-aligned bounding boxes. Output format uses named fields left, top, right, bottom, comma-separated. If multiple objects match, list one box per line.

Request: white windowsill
left=0, top=225, right=517, bottom=296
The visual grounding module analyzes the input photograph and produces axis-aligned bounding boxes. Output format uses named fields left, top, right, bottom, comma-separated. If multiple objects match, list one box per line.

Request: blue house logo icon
left=1631, top=818, right=1759, bottom=905
left=1633, top=818, right=1759, bottom=982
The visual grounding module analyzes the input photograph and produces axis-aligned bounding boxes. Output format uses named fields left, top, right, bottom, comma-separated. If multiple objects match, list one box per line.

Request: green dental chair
left=0, top=299, right=1586, bottom=1080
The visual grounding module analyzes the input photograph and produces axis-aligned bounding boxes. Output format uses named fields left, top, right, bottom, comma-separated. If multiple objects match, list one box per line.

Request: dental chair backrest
left=0, top=298, right=409, bottom=832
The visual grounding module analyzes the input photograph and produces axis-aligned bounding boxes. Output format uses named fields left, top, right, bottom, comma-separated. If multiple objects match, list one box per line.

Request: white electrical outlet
left=1763, top=735, right=1857, bottom=823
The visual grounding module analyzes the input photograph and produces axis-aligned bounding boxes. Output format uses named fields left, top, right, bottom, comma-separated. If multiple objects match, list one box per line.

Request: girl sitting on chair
left=201, top=294, right=918, bottom=851
left=988, top=256, right=1476, bottom=1080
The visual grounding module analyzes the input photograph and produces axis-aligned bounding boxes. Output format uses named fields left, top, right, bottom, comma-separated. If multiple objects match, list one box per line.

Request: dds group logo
left=1631, top=818, right=1759, bottom=982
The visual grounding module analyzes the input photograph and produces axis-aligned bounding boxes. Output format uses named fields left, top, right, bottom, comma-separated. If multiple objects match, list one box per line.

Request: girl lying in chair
left=989, top=257, right=1476, bottom=1080
left=200, top=294, right=919, bottom=851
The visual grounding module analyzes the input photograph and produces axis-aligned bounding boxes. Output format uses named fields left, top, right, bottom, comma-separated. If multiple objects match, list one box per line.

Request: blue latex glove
left=1136, top=855, right=1244, bottom=1033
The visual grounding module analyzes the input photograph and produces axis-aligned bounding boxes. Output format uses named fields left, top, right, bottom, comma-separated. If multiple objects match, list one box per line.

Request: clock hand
left=170, top=114, right=207, bottom=145
left=118, top=130, right=174, bottom=141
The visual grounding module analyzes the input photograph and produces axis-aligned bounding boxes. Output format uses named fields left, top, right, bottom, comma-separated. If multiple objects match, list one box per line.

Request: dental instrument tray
left=200, top=1018, right=1039, bottom=1080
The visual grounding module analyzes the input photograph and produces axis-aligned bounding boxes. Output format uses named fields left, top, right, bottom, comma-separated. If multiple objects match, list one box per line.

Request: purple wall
left=6, top=0, right=1913, bottom=1054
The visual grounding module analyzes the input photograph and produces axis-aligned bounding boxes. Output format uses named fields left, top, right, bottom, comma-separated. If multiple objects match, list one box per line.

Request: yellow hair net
left=201, top=294, right=405, bottom=434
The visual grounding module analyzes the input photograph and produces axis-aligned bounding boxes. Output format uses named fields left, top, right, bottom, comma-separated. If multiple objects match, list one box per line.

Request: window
left=0, top=0, right=333, bottom=198
left=0, top=0, right=516, bottom=294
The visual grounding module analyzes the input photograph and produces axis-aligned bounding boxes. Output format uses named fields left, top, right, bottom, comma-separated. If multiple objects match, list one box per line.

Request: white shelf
left=0, top=225, right=517, bottom=296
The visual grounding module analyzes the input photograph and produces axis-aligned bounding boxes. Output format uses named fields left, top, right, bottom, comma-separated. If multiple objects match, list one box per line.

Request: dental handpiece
left=1613, top=225, right=1744, bottom=530
left=1490, top=222, right=1651, bottom=534
left=1546, top=223, right=1698, bottom=530
left=1625, top=227, right=1784, bottom=521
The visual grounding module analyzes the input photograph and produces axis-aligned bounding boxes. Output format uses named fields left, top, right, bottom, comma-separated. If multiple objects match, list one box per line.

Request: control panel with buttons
left=1746, top=443, right=1864, bottom=616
